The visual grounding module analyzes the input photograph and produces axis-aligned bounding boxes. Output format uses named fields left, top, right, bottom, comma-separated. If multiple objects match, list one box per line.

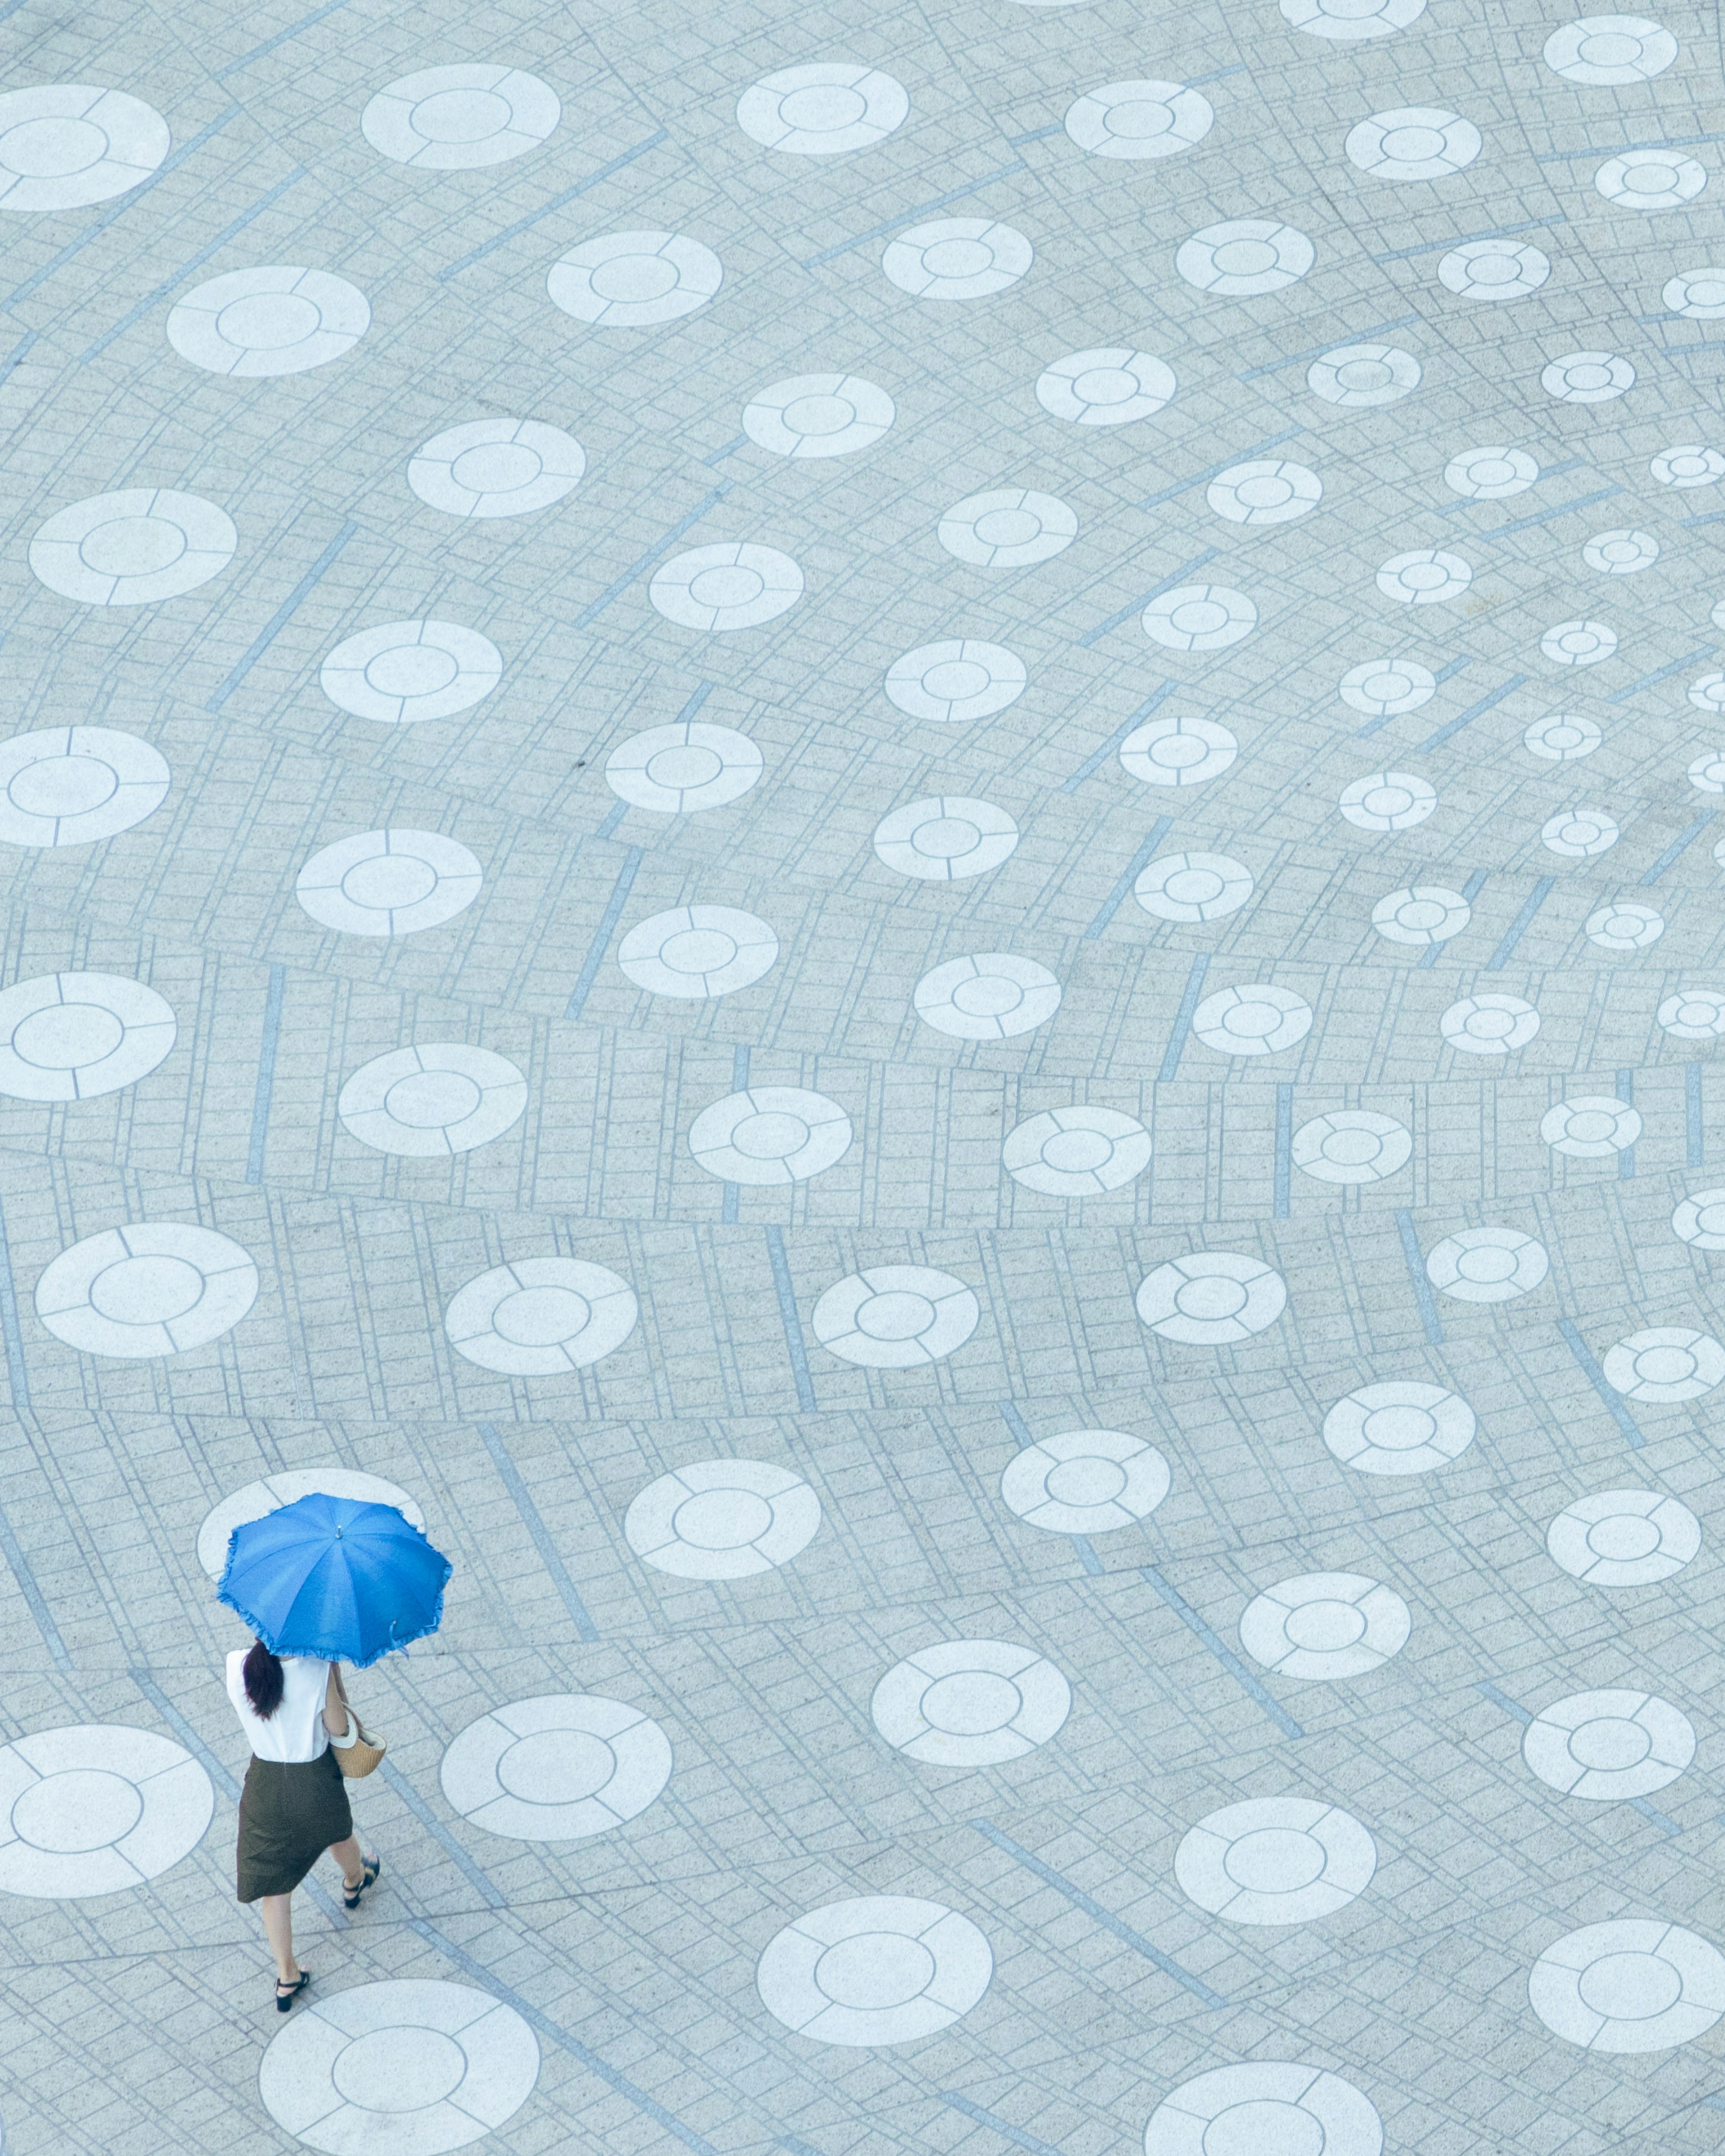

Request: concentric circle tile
left=1372, top=886, right=1469, bottom=945
left=624, top=1460, right=821, bottom=1578
left=0, top=972, right=175, bottom=1100
left=811, top=1266, right=980, bottom=1368
left=1541, top=806, right=1619, bottom=856
left=1308, top=342, right=1420, bottom=405
left=1542, top=618, right=1617, bottom=665
left=1176, top=219, right=1314, bottom=294
left=650, top=543, right=803, bottom=631
left=408, top=418, right=584, bottom=519
left=737, top=65, right=908, bottom=155
left=320, top=620, right=502, bottom=726
left=1292, top=1111, right=1411, bottom=1184
left=296, top=829, right=482, bottom=938
left=756, top=1897, right=992, bottom=2045
left=1338, top=772, right=1437, bottom=830
left=1175, top=1798, right=1376, bottom=1924
left=1445, top=445, right=1537, bottom=498
left=1525, top=713, right=1602, bottom=760
left=1667, top=267, right=1725, bottom=317
left=1346, top=106, right=1481, bottom=180
left=1691, top=749, right=1725, bottom=791
left=1135, top=851, right=1254, bottom=921
left=0, top=1725, right=212, bottom=1897
left=1240, top=1572, right=1411, bottom=1679
left=1000, top=1428, right=1170, bottom=1533
left=1586, top=902, right=1663, bottom=949
left=1207, top=459, right=1321, bottom=524
left=1439, top=238, right=1549, bottom=298
left=441, top=1695, right=671, bottom=1839
left=939, top=488, right=1075, bottom=566
left=166, top=267, right=369, bottom=376
left=197, top=1469, right=424, bottom=1580
left=338, top=1044, right=526, bottom=1156
left=1529, top=1921, right=1725, bottom=2053
left=1658, top=988, right=1725, bottom=1040
left=874, top=795, right=1018, bottom=880
left=688, top=1087, right=852, bottom=1184
left=34, top=1223, right=257, bottom=1358
left=1376, top=549, right=1471, bottom=604
left=1065, top=80, right=1212, bottom=159
left=1524, top=1690, right=1694, bottom=1800
left=1191, top=983, right=1312, bottom=1058
left=1545, top=15, right=1677, bottom=82
left=1673, top=1188, right=1725, bottom=1247
left=1136, top=1252, right=1287, bottom=1344
left=1120, top=713, right=1237, bottom=787
left=1142, top=585, right=1255, bottom=649
left=1547, top=1490, right=1700, bottom=1585
left=548, top=231, right=723, bottom=326
left=882, top=219, right=1032, bottom=299
left=1541, top=1097, right=1641, bottom=1158
left=618, top=906, right=778, bottom=997
left=1440, top=994, right=1540, bottom=1054
left=872, top=1640, right=1070, bottom=1763
left=743, top=373, right=894, bottom=458
left=1653, top=444, right=1725, bottom=488
left=1038, top=347, right=1175, bottom=425
left=885, top=640, right=1026, bottom=722
left=1584, top=528, right=1658, bottom=574
left=445, top=1257, right=638, bottom=1374
left=261, top=1980, right=539, bottom=2151
left=1425, top=1226, right=1549, bottom=1303
left=606, top=722, right=763, bottom=813
left=30, top=490, right=235, bottom=606
left=1339, top=657, right=1437, bottom=715
left=363, top=65, right=559, bottom=168
left=1145, top=2063, right=1383, bottom=2156
left=1322, top=1381, right=1477, bottom=1476
left=914, top=953, right=1061, bottom=1039
left=1602, top=1327, right=1725, bottom=1402
left=1543, top=351, right=1635, bottom=403
left=1002, top=1106, right=1151, bottom=1195
left=0, top=86, right=168, bottom=211
left=1596, top=148, right=1704, bottom=208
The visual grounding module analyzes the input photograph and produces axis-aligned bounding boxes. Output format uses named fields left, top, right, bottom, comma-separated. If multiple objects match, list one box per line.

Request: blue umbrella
left=217, top=1493, right=452, bottom=1667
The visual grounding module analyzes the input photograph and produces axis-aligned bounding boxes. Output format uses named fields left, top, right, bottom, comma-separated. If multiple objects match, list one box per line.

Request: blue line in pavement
left=1418, top=674, right=1527, bottom=751
left=1139, top=1566, right=1304, bottom=1739
left=1084, top=817, right=1172, bottom=937
left=1638, top=810, right=1716, bottom=886
left=1238, top=314, right=1417, bottom=380
left=1274, top=1085, right=1293, bottom=1220
left=1138, top=429, right=1304, bottom=512
left=473, top=1422, right=599, bottom=1638
left=595, top=801, right=628, bottom=839
left=999, top=1400, right=1035, bottom=1446
left=81, top=169, right=306, bottom=359
left=571, top=485, right=733, bottom=631
left=1690, top=1065, right=1705, bottom=1168
left=803, top=163, right=1023, bottom=267
left=1070, top=1535, right=1103, bottom=1576
left=564, top=848, right=642, bottom=1019
left=245, top=964, right=287, bottom=1184
left=1062, top=682, right=1174, bottom=792
left=1156, top=953, right=1210, bottom=1081
left=217, top=0, right=352, bottom=71
left=438, top=132, right=668, bottom=279
left=1558, top=1320, right=1643, bottom=1448
left=972, top=1819, right=1229, bottom=2004
left=1475, top=1679, right=1532, bottom=1724
left=1608, top=649, right=1714, bottom=703
left=378, top=1760, right=505, bottom=1906
left=1076, top=550, right=1218, bottom=646
left=1395, top=1210, right=1444, bottom=1345
left=1485, top=877, right=1553, bottom=969
left=942, top=2094, right=1070, bottom=2156
left=1418, top=868, right=1486, bottom=968
left=765, top=1226, right=816, bottom=1410
left=1475, top=488, right=1619, bottom=539
left=206, top=522, right=358, bottom=712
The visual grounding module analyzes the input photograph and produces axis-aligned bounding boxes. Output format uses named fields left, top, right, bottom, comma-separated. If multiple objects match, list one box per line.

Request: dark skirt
left=236, top=1748, right=353, bottom=1902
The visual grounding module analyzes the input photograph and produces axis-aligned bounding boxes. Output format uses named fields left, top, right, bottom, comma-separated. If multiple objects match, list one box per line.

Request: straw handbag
left=335, top=1713, right=385, bottom=1778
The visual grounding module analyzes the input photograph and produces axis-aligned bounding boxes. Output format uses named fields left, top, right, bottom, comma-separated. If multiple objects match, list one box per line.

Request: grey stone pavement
left=2, top=0, right=1725, bottom=2149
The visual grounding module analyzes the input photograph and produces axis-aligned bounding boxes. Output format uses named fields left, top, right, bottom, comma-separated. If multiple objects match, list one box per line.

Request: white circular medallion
left=737, top=65, right=908, bottom=156
left=1446, top=445, right=1538, bottom=498
left=1691, top=749, right=1725, bottom=791
left=618, top=905, right=778, bottom=998
left=1667, top=268, right=1725, bottom=317
left=1526, top=1690, right=1694, bottom=1800
left=1175, top=1797, right=1376, bottom=1925
left=1596, top=148, right=1705, bottom=208
left=0, top=1725, right=211, bottom=1897
left=1441, top=994, right=1539, bottom=1054
left=1545, top=15, right=1678, bottom=82
left=688, top=1087, right=852, bottom=1184
left=1120, top=713, right=1236, bottom=788
left=441, top=1695, right=669, bottom=1840
left=1145, top=2063, right=1383, bottom=2156
left=1192, top=983, right=1312, bottom=1058
left=1673, top=1188, right=1725, bottom=1247
left=1307, top=343, right=1420, bottom=406
left=625, top=1460, right=821, bottom=1578
left=1347, top=107, right=1482, bottom=181
left=811, top=1266, right=980, bottom=1368
left=1037, top=347, right=1176, bottom=426
left=1548, top=1489, right=1700, bottom=1585
left=1659, top=988, right=1725, bottom=1040
left=1541, top=1096, right=1641, bottom=1158
left=1376, top=549, right=1471, bottom=605
left=1142, top=585, right=1255, bottom=650
left=548, top=231, right=723, bottom=327
left=882, top=219, right=1032, bottom=300
left=1439, top=239, right=1549, bottom=299
left=1176, top=219, right=1314, bottom=295
left=198, top=1470, right=424, bottom=1580
left=605, top=722, right=762, bottom=814
left=295, top=828, right=482, bottom=938
left=1372, top=885, right=1468, bottom=945
left=0, top=726, right=170, bottom=848
left=1000, top=1428, right=1170, bottom=1534
left=650, top=543, right=803, bottom=632
left=914, top=952, right=1061, bottom=1040
left=939, top=488, right=1075, bottom=567
left=0, top=972, right=175, bottom=1101
left=1541, top=806, right=1619, bottom=857
left=319, top=620, right=502, bottom=726
left=1583, top=528, right=1657, bottom=575
left=1525, top=713, right=1602, bottom=760
left=362, top=65, right=559, bottom=168
left=1064, top=80, right=1212, bottom=159
left=1240, top=1572, right=1411, bottom=1680
left=757, top=1897, right=992, bottom=2045
left=1587, top=901, right=1662, bottom=949
left=0, top=86, right=168, bottom=212
left=445, top=1257, right=637, bottom=1375
left=337, top=1043, right=526, bottom=1155
left=166, top=266, right=369, bottom=377
left=743, top=373, right=894, bottom=459
left=1530, top=1921, right=1725, bottom=2052
left=1543, top=351, right=1635, bottom=403
left=35, top=1223, right=258, bottom=1358
left=872, top=1640, right=1070, bottom=1764
left=1323, top=1380, right=1476, bottom=1475
left=1339, top=659, right=1436, bottom=716
left=408, top=418, right=584, bottom=519
left=31, top=489, right=236, bottom=607
left=1424, top=1226, right=1549, bottom=1303
left=1002, top=1106, right=1151, bottom=1195
left=873, top=795, right=1018, bottom=881
left=1207, top=459, right=1321, bottom=525
left=1136, top=1252, right=1287, bottom=1344
left=1542, top=619, right=1617, bottom=666
left=1135, top=851, right=1254, bottom=921
left=1338, top=770, right=1437, bottom=830
left=885, top=640, right=1026, bottom=723
left=1602, top=1326, right=1725, bottom=1402
left=1292, top=1111, right=1411, bottom=1184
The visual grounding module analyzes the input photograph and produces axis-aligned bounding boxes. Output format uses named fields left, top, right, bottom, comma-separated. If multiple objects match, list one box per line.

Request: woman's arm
left=323, top=1662, right=355, bottom=1740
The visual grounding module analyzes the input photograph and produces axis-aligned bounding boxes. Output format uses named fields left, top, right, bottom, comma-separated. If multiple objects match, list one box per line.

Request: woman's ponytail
left=242, top=1638, right=285, bottom=1718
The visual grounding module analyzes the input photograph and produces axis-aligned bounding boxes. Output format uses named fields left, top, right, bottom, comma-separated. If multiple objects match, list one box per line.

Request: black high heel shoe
left=275, top=1970, right=311, bottom=2013
left=343, top=1854, right=381, bottom=1911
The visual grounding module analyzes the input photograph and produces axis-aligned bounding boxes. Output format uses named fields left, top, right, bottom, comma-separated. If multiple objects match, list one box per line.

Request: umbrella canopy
left=217, top=1493, right=451, bottom=1667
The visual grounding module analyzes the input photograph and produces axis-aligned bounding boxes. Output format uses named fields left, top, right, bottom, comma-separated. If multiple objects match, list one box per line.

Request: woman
left=226, top=1637, right=381, bottom=2010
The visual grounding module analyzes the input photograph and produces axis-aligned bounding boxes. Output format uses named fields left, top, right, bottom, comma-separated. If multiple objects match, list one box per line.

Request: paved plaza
left=2, top=0, right=1725, bottom=2148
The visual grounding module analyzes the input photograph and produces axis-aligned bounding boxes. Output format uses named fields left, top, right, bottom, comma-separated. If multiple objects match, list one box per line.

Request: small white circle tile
left=940, top=489, right=1075, bottom=567
left=1439, top=238, right=1549, bottom=298
left=1136, top=1252, right=1287, bottom=1344
left=1540, top=1097, right=1641, bottom=1157
left=1441, top=994, right=1540, bottom=1054
left=1542, top=619, right=1617, bottom=665
left=1667, top=267, right=1725, bottom=317
left=261, top=1979, right=539, bottom=2151
left=1135, top=852, right=1254, bottom=921
left=883, top=220, right=1032, bottom=299
left=441, top=1694, right=671, bottom=1840
left=1543, top=351, right=1635, bottom=403
left=363, top=65, right=559, bottom=168
left=1547, top=1490, right=1701, bottom=1585
left=1175, top=1797, right=1376, bottom=1925
left=1308, top=342, right=1420, bottom=406
left=320, top=620, right=502, bottom=726
left=1545, top=15, right=1677, bottom=82
left=1038, top=347, right=1175, bottom=425
left=688, top=1087, right=852, bottom=1185
left=0, top=726, right=169, bottom=848
left=548, top=232, right=723, bottom=326
left=1240, top=1572, right=1411, bottom=1680
left=1653, top=444, right=1725, bottom=488
left=1120, top=713, right=1237, bottom=788
left=1192, top=983, right=1312, bottom=1058
left=874, top=795, right=1018, bottom=881
left=31, top=490, right=236, bottom=607
left=1292, top=1110, right=1411, bottom=1184
left=1541, top=806, right=1619, bottom=857
left=756, top=1896, right=992, bottom=2045
left=1338, top=771, right=1437, bottom=830
left=885, top=640, right=1026, bottom=722
left=1002, top=1106, right=1151, bottom=1195
left=1523, top=1690, right=1694, bottom=1801
left=1529, top=1921, right=1725, bottom=2053
left=1346, top=106, right=1481, bottom=181
left=1602, top=1327, right=1725, bottom=1402
left=1065, top=81, right=1212, bottom=159
left=625, top=1460, right=821, bottom=1578
left=0, top=972, right=175, bottom=1101
left=1587, top=902, right=1663, bottom=949
left=408, top=418, right=584, bottom=519
left=1207, top=460, right=1321, bottom=524
left=1525, top=713, right=1602, bottom=760
left=1659, top=989, right=1725, bottom=1040
left=1176, top=220, right=1314, bottom=294
left=1583, top=528, right=1658, bottom=575
left=1425, top=1226, right=1549, bottom=1303
left=296, top=829, right=482, bottom=938
left=1145, top=2063, right=1383, bottom=2156
left=338, top=1044, right=526, bottom=1155
left=650, top=544, right=803, bottom=631
left=743, top=373, right=894, bottom=458
left=1446, top=446, right=1537, bottom=498
left=871, top=1640, right=1070, bottom=1764
left=737, top=66, right=908, bottom=155
left=1596, top=148, right=1704, bottom=208
left=0, top=1725, right=212, bottom=1898
left=198, top=1469, right=424, bottom=1580
left=811, top=1265, right=980, bottom=1368
left=1376, top=550, right=1471, bottom=605
left=1323, top=1381, right=1477, bottom=1476
left=619, top=906, right=778, bottom=997
left=914, top=953, right=1061, bottom=1040
left=1143, top=585, right=1255, bottom=650
left=445, top=1257, right=637, bottom=1375
left=606, top=722, right=763, bottom=814
left=0, top=86, right=168, bottom=211
left=1373, top=886, right=1469, bottom=945
left=1672, top=1188, right=1725, bottom=1247
left=1000, top=1429, right=1171, bottom=1534
left=1340, top=659, right=1436, bottom=716
left=167, top=267, right=369, bottom=377
left=35, top=1223, right=257, bottom=1358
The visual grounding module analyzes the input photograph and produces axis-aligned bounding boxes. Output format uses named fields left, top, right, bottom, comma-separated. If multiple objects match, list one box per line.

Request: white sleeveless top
left=225, top=1651, right=357, bottom=1764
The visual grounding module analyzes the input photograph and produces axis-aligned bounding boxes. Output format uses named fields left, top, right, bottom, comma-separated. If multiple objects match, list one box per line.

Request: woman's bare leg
left=329, top=1832, right=364, bottom=1890
left=259, top=1894, right=298, bottom=1983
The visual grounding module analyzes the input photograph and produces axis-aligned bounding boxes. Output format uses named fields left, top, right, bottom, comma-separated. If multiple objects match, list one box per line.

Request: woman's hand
left=323, top=1662, right=353, bottom=1740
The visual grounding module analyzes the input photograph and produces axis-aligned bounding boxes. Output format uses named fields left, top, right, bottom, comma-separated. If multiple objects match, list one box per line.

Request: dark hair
left=242, top=1639, right=285, bottom=1719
